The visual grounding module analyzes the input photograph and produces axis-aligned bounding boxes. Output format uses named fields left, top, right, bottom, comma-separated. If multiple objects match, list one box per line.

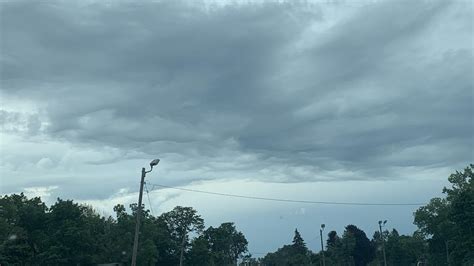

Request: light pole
left=131, top=159, right=160, bottom=266
left=378, top=220, right=387, bottom=266
left=320, top=224, right=326, bottom=266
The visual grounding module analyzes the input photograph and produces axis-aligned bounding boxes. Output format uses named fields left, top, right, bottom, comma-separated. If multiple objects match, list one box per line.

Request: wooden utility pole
left=131, top=167, right=146, bottom=266
left=131, top=159, right=160, bottom=266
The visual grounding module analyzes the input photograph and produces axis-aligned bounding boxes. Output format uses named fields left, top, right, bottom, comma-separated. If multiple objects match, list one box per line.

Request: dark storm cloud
left=1, top=0, right=472, bottom=182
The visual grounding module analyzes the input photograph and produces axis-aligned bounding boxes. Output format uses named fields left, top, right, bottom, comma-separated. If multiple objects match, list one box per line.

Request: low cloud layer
left=0, top=1, right=474, bottom=206
left=1, top=0, right=472, bottom=254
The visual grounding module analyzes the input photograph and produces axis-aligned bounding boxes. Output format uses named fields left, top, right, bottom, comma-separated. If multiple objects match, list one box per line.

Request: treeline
left=254, top=225, right=426, bottom=265
left=253, top=165, right=473, bottom=266
left=0, top=198, right=248, bottom=265
left=0, top=165, right=472, bottom=265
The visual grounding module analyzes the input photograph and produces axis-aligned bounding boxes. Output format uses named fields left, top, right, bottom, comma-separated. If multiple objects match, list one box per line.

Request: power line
left=147, top=183, right=426, bottom=206
left=144, top=182, right=155, bottom=216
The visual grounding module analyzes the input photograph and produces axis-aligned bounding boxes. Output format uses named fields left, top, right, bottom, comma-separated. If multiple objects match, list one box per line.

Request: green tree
left=326, top=230, right=351, bottom=265
left=107, top=203, right=177, bottom=265
left=152, top=215, right=180, bottom=265
left=0, top=194, right=254, bottom=266
left=371, top=229, right=427, bottom=265
left=161, top=206, right=205, bottom=266
left=41, top=199, right=107, bottom=264
left=187, top=236, right=212, bottom=266
left=414, top=164, right=474, bottom=265
left=344, top=225, right=375, bottom=266
left=204, top=222, right=248, bottom=265
left=261, top=229, right=311, bottom=266
left=240, top=254, right=261, bottom=266
left=291, top=229, right=307, bottom=255
left=0, top=193, right=48, bottom=264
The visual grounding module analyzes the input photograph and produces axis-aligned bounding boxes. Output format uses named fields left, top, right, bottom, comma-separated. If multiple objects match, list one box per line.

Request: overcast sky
left=1, top=0, right=473, bottom=255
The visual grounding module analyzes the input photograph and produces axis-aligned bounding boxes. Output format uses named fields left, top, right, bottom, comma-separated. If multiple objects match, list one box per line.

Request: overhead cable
left=147, top=183, right=426, bottom=206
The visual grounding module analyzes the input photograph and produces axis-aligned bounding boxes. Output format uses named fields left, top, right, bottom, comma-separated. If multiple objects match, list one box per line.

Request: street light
left=378, top=220, right=387, bottom=266
left=131, top=159, right=160, bottom=266
left=150, top=159, right=160, bottom=168
left=320, top=224, right=326, bottom=266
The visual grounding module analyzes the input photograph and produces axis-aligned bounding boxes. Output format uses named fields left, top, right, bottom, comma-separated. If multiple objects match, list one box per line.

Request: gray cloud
left=1, top=0, right=472, bottom=189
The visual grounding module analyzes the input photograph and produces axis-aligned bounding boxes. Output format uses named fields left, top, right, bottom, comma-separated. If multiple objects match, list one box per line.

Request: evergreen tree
left=292, top=228, right=307, bottom=254
left=262, top=229, right=312, bottom=266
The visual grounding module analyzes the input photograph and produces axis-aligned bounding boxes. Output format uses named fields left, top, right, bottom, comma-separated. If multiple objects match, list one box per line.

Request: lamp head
left=150, top=159, right=160, bottom=167
left=383, top=220, right=387, bottom=225
left=321, top=224, right=325, bottom=229
left=378, top=220, right=382, bottom=225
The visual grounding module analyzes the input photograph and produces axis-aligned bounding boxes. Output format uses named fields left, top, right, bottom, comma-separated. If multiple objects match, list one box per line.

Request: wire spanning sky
left=1, top=0, right=472, bottom=254
left=147, top=183, right=427, bottom=206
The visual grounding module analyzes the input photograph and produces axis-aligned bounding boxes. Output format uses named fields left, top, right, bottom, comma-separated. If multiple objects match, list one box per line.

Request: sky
left=0, top=0, right=473, bottom=255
